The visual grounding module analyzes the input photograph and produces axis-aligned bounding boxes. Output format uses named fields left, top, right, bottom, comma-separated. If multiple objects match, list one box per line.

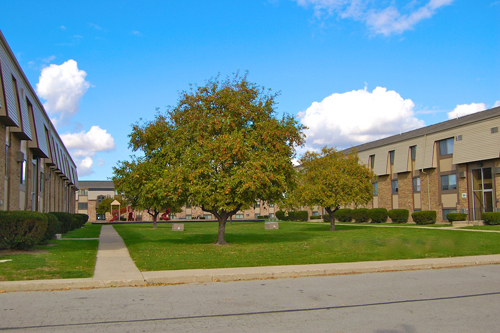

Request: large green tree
left=295, top=147, right=375, bottom=231
left=113, top=114, right=186, bottom=229
left=160, top=73, right=305, bottom=244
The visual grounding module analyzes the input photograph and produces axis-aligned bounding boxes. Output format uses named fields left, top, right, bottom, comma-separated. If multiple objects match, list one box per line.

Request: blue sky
left=1, top=0, right=499, bottom=180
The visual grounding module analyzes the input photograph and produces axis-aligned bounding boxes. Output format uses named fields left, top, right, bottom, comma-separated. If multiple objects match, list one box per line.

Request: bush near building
left=412, top=211, right=437, bottom=225
left=482, top=212, right=500, bottom=225
left=0, top=211, right=48, bottom=249
left=351, top=208, right=370, bottom=222
left=39, top=213, right=62, bottom=245
left=388, top=209, right=409, bottom=223
left=334, top=209, right=352, bottom=222
left=369, top=208, right=388, bottom=223
left=446, top=213, right=467, bottom=222
left=276, top=210, right=308, bottom=222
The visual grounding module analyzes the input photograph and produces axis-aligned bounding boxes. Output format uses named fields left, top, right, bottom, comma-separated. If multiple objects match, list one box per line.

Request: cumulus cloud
left=36, top=60, right=90, bottom=127
left=294, top=0, right=454, bottom=35
left=298, top=86, right=425, bottom=151
left=60, top=126, right=115, bottom=177
left=494, top=100, right=500, bottom=107
left=447, top=103, right=486, bottom=119
left=78, top=157, right=94, bottom=177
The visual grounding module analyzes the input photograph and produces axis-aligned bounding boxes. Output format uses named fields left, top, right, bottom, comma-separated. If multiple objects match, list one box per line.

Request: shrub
left=199, top=216, right=206, bottom=219
left=322, top=214, right=332, bottom=222
left=334, top=209, right=352, bottom=222
left=388, top=209, right=409, bottom=223
left=50, top=212, right=76, bottom=234
left=275, top=210, right=308, bottom=222
left=74, top=213, right=89, bottom=228
left=482, top=212, right=500, bottom=225
left=369, top=208, right=388, bottom=223
left=0, top=211, right=48, bottom=249
left=446, top=213, right=467, bottom=222
left=412, top=211, right=437, bottom=225
left=310, top=215, right=322, bottom=220
left=351, top=208, right=370, bottom=223
left=39, top=213, right=61, bottom=244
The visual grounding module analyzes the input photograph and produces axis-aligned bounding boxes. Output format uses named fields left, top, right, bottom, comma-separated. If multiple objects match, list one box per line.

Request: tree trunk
left=152, top=213, right=158, bottom=229
left=216, top=216, right=228, bottom=245
left=325, top=206, right=338, bottom=231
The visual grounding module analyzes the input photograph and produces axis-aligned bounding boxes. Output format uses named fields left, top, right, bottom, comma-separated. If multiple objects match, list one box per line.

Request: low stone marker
left=55, top=234, right=62, bottom=240
left=172, top=224, right=184, bottom=231
left=265, top=222, right=279, bottom=230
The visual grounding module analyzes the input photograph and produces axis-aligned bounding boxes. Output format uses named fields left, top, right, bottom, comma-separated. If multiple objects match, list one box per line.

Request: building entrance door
left=472, top=167, right=493, bottom=220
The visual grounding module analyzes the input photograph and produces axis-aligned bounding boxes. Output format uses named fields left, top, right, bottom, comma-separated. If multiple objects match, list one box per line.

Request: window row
left=373, top=174, right=456, bottom=195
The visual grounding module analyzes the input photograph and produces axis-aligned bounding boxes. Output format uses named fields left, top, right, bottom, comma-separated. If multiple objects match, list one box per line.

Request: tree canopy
left=120, top=73, right=305, bottom=244
left=294, top=147, right=375, bottom=231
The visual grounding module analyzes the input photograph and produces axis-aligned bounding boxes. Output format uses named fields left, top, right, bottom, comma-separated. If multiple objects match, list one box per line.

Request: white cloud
left=132, top=30, right=142, bottom=36
left=494, top=100, right=500, bottom=107
left=298, top=86, right=425, bottom=152
left=36, top=60, right=90, bottom=127
left=77, top=157, right=94, bottom=177
left=294, top=0, right=454, bottom=35
left=60, top=25, right=67, bottom=30
left=60, top=126, right=115, bottom=177
left=447, top=103, right=486, bottom=119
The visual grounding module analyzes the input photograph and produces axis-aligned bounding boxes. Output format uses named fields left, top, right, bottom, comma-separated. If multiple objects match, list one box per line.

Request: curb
left=2, top=254, right=500, bottom=293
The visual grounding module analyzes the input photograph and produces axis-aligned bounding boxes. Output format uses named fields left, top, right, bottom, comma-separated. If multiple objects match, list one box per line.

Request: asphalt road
left=1, top=265, right=499, bottom=332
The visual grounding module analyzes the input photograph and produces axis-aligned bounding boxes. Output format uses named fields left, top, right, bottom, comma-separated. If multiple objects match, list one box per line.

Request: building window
left=186, top=215, right=192, bottom=219
left=78, top=203, right=88, bottom=210
left=369, top=154, right=375, bottom=169
left=389, top=151, right=395, bottom=165
left=373, top=182, right=378, bottom=196
left=269, top=213, right=275, bottom=218
left=269, top=203, right=274, bottom=207
left=79, top=189, right=88, bottom=196
left=235, top=214, right=244, bottom=219
left=410, top=146, right=417, bottom=161
left=20, top=158, right=26, bottom=185
left=412, top=177, right=421, bottom=192
left=312, top=211, right=320, bottom=216
left=40, top=172, right=44, bottom=192
left=204, top=214, right=212, bottom=219
left=255, top=214, right=260, bottom=219
left=442, top=209, right=457, bottom=221
left=441, top=174, right=457, bottom=191
left=439, top=138, right=454, bottom=156
left=254, top=201, right=260, bottom=208
left=391, top=180, right=398, bottom=194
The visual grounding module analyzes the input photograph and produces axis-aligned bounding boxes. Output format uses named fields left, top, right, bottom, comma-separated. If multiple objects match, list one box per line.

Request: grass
left=0, top=239, right=99, bottom=281
left=337, top=222, right=452, bottom=227
left=113, top=221, right=500, bottom=272
left=462, top=225, right=500, bottom=230
left=62, top=223, right=102, bottom=238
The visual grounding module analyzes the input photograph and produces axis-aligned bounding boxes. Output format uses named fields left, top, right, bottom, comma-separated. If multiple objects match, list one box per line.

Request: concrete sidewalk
left=1, top=225, right=500, bottom=292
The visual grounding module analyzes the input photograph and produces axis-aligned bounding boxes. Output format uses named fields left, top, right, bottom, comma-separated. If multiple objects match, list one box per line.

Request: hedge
left=446, top=213, right=467, bottom=222
left=0, top=211, right=48, bottom=249
left=388, top=209, right=409, bottom=223
left=39, top=213, right=61, bottom=244
left=310, top=215, right=322, bottom=220
left=351, top=208, right=370, bottom=223
left=50, top=212, right=78, bottom=234
left=482, top=212, right=500, bottom=225
left=412, top=211, right=437, bottom=225
left=334, top=209, right=352, bottom=222
left=276, top=210, right=308, bottom=222
left=322, top=214, right=332, bottom=222
left=369, top=208, right=388, bottom=223
left=74, top=213, right=89, bottom=228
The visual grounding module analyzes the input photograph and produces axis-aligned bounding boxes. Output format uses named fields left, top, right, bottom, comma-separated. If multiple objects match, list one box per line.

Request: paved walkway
left=1, top=224, right=500, bottom=292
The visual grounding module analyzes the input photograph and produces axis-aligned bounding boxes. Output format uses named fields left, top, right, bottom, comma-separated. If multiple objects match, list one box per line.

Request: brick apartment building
left=0, top=30, right=77, bottom=213
left=352, top=105, right=500, bottom=222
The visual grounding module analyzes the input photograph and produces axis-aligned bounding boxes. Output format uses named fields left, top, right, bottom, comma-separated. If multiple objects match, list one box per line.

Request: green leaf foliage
left=294, top=147, right=375, bottom=230
left=369, top=208, right=388, bottom=223
left=482, top=212, right=500, bottom=225
left=411, top=211, right=437, bottom=225
left=388, top=209, right=409, bottom=223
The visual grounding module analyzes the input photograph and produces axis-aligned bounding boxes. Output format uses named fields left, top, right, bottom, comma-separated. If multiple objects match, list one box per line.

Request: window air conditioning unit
left=16, top=152, right=24, bottom=162
left=458, top=171, right=466, bottom=178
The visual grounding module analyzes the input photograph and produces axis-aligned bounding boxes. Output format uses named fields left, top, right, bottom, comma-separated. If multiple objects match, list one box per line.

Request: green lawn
left=0, top=240, right=99, bottom=281
left=462, top=225, right=500, bottom=230
left=63, top=223, right=102, bottom=238
left=113, top=221, right=500, bottom=272
left=337, top=222, right=452, bottom=227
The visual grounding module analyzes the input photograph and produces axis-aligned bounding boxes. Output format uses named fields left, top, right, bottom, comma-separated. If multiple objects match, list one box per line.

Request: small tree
left=294, top=147, right=375, bottom=231
left=160, top=73, right=305, bottom=244
left=113, top=113, right=186, bottom=229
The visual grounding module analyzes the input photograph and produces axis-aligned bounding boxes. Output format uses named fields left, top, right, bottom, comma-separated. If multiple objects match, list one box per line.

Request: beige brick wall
left=398, top=172, right=413, bottom=213
left=420, top=168, right=442, bottom=220
left=377, top=175, right=392, bottom=209
left=7, top=134, right=21, bottom=211
left=457, top=164, right=468, bottom=214
left=0, top=125, right=5, bottom=209
left=495, top=160, right=500, bottom=211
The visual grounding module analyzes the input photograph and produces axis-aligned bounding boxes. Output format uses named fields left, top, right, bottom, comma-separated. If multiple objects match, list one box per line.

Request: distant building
left=0, top=30, right=77, bottom=213
left=352, top=106, right=500, bottom=222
